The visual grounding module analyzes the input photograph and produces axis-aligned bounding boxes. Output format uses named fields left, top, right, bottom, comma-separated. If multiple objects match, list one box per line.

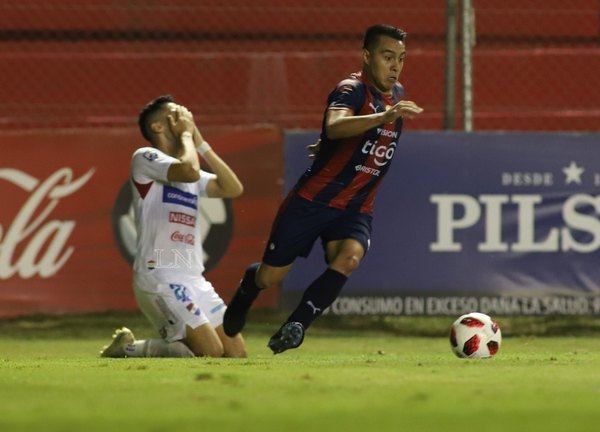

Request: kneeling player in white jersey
left=101, top=95, right=246, bottom=358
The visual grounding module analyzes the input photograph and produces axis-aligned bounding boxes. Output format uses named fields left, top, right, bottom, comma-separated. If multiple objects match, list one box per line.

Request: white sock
left=124, top=340, right=148, bottom=357
left=124, top=339, right=195, bottom=358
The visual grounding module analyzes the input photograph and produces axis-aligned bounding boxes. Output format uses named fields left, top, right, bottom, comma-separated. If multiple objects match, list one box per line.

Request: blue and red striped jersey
left=294, top=72, right=405, bottom=214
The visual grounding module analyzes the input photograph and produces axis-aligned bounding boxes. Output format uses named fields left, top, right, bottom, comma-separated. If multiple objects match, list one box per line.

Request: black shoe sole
left=268, top=322, right=304, bottom=354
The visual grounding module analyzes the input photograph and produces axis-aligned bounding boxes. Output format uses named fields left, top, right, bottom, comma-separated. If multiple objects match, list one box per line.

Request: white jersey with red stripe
left=130, top=147, right=215, bottom=278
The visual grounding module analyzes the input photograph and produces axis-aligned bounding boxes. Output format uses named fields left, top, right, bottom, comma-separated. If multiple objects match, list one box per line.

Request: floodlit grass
left=0, top=313, right=599, bottom=432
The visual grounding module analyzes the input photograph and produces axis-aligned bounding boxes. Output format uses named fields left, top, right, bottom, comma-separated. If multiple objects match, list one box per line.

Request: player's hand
left=307, top=139, right=321, bottom=159
left=382, top=101, right=424, bottom=123
left=176, top=106, right=207, bottom=145
left=178, top=105, right=194, bottom=122
left=167, top=110, right=195, bottom=137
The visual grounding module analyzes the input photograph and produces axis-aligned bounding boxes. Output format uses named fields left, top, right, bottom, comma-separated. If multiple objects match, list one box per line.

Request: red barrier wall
left=1, top=1, right=598, bottom=131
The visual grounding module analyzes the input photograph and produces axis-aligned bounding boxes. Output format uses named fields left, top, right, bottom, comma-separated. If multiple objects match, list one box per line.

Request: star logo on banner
left=562, top=161, right=585, bottom=185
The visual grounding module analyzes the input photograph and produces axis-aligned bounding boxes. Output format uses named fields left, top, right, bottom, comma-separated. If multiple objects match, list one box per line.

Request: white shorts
left=133, top=272, right=226, bottom=342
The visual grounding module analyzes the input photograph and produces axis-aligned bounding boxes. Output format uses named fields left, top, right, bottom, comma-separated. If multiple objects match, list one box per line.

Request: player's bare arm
left=166, top=113, right=200, bottom=183
left=175, top=104, right=243, bottom=197
left=203, top=148, right=244, bottom=198
left=325, top=101, right=423, bottom=140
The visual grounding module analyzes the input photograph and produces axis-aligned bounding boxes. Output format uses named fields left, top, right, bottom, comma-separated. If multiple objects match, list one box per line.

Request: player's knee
left=256, top=274, right=284, bottom=289
left=207, top=346, right=225, bottom=358
left=186, top=337, right=225, bottom=358
left=331, top=253, right=361, bottom=276
left=255, top=274, right=271, bottom=289
left=344, top=254, right=361, bottom=273
left=225, top=345, right=248, bottom=358
left=195, top=344, right=225, bottom=358
left=255, top=267, right=284, bottom=289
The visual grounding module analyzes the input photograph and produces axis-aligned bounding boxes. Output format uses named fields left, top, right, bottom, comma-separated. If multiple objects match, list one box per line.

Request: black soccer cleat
left=267, top=322, right=305, bottom=354
left=223, top=287, right=254, bottom=337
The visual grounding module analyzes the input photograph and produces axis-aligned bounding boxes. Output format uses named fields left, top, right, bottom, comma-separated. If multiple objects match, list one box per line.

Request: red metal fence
left=1, top=0, right=598, bottom=132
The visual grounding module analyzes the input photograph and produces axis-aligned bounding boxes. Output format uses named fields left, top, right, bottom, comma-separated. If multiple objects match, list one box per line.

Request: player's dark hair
left=363, top=24, right=407, bottom=52
left=138, top=94, right=175, bottom=142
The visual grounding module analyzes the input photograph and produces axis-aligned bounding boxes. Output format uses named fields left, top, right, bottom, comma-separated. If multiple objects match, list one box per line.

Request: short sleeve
left=327, top=78, right=366, bottom=114
left=131, top=147, right=177, bottom=183
left=196, top=170, right=217, bottom=197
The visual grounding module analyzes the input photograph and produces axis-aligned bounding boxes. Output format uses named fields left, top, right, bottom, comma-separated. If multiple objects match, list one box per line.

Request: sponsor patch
left=169, top=284, right=191, bottom=302
left=163, top=185, right=197, bottom=210
left=143, top=150, right=159, bottom=161
left=170, top=231, right=195, bottom=245
left=169, top=211, right=196, bottom=227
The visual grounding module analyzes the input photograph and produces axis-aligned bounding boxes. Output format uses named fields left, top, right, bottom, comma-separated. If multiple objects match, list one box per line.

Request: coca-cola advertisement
left=0, top=126, right=282, bottom=317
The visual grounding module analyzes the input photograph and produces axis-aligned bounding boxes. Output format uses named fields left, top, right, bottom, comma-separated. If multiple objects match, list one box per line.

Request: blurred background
left=2, top=0, right=598, bottom=131
left=1, top=0, right=599, bottom=318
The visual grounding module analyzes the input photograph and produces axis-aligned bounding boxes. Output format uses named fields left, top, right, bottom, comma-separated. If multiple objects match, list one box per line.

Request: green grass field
left=1, top=312, right=599, bottom=432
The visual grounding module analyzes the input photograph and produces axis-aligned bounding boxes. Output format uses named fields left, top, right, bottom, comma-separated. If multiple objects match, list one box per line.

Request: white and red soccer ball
left=449, top=312, right=502, bottom=358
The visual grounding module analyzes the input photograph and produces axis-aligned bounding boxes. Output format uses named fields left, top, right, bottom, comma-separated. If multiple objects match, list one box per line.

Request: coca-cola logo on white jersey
left=170, top=231, right=195, bottom=245
left=0, top=167, right=95, bottom=279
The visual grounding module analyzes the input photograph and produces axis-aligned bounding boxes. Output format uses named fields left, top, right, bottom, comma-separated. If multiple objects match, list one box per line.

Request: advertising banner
left=0, top=126, right=281, bottom=317
left=281, top=131, right=600, bottom=315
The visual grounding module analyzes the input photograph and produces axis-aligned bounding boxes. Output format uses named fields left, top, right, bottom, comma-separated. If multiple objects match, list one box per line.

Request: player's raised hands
left=177, top=105, right=194, bottom=122
left=167, top=109, right=195, bottom=137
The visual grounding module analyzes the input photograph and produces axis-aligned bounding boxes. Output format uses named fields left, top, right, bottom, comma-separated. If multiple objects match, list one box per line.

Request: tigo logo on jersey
left=361, top=140, right=397, bottom=167
left=163, top=185, right=197, bottom=210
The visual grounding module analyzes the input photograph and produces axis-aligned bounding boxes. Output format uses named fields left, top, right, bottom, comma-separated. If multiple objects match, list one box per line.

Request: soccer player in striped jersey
left=224, top=24, right=424, bottom=353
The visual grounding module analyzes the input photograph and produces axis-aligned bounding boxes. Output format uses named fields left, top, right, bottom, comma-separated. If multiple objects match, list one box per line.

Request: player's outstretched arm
left=325, top=101, right=423, bottom=140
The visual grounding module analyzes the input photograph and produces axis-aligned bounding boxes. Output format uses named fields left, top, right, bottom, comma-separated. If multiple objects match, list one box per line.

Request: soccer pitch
left=1, top=315, right=599, bottom=432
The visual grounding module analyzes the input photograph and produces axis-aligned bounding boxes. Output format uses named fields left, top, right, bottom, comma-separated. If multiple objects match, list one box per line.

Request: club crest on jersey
left=163, top=185, right=197, bottom=210
left=143, top=150, right=159, bottom=161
